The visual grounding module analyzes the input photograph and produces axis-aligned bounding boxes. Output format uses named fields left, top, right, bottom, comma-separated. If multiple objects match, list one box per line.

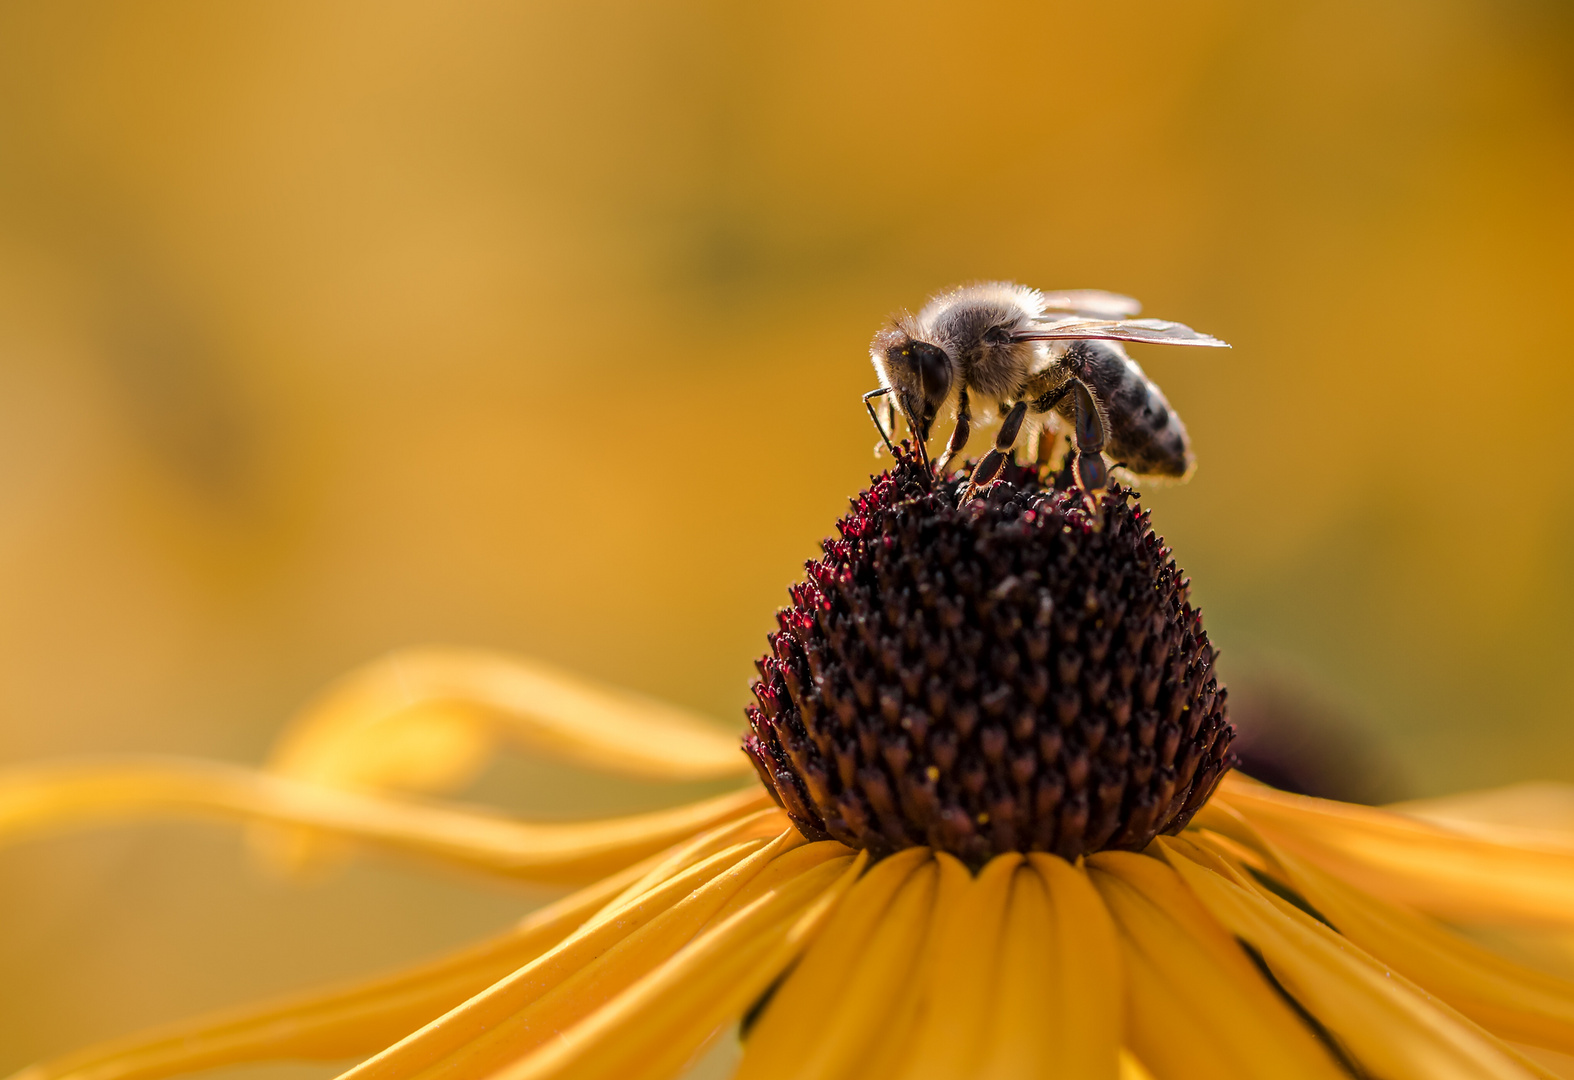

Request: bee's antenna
left=862, top=387, right=898, bottom=458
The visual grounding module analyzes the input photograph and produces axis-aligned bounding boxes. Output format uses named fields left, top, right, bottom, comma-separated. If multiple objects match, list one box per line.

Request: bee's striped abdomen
left=1075, top=341, right=1194, bottom=480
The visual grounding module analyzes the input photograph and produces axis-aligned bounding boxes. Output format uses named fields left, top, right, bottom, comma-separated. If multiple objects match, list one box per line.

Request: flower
left=5, top=455, right=1574, bottom=1080
left=742, top=449, right=1232, bottom=864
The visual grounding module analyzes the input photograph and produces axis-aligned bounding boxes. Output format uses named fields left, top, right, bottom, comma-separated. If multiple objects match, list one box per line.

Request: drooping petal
left=1188, top=821, right=1574, bottom=1056
left=7, top=860, right=645, bottom=1080
left=1030, top=854, right=1121, bottom=1080
left=736, top=847, right=935, bottom=1080
left=1088, top=851, right=1347, bottom=1080
left=1161, top=837, right=1556, bottom=1080
left=0, top=757, right=769, bottom=885
left=267, top=648, right=752, bottom=794
left=1389, top=783, right=1574, bottom=836
left=341, top=830, right=817, bottom=1080
left=896, top=853, right=1021, bottom=1080
left=484, top=849, right=869, bottom=1080
left=1214, top=775, right=1574, bottom=927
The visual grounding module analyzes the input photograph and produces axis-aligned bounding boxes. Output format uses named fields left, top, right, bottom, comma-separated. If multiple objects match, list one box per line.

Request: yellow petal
left=8, top=860, right=646, bottom=1080
left=1119, top=1049, right=1159, bottom=1080
left=1511, top=1044, right=1574, bottom=1080
left=737, top=847, right=934, bottom=1080
left=974, top=864, right=1056, bottom=1078
left=1161, top=836, right=1555, bottom=1080
left=1190, top=824, right=1574, bottom=1056
left=897, top=852, right=1021, bottom=1080
left=1115, top=938, right=1237, bottom=1080
left=1390, top=782, right=1574, bottom=837
left=850, top=853, right=973, bottom=1079
left=268, top=647, right=752, bottom=795
left=1030, top=854, right=1122, bottom=1080
left=1215, top=775, right=1574, bottom=927
left=1088, top=850, right=1346, bottom=1080
left=776, top=862, right=938, bottom=1080
left=704, top=838, right=859, bottom=926
left=0, top=756, right=770, bottom=885
left=342, top=830, right=808, bottom=1080
left=487, top=850, right=869, bottom=1080
left=580, top=808, right=792, bottom=932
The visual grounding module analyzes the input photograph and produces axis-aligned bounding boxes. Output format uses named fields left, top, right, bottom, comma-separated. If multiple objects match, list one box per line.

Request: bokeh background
left=1, top=0, right=1571, bottom=1074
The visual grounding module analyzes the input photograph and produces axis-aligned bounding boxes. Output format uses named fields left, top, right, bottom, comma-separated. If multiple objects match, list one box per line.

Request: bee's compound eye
left=910, top=342, right=952, bottom=405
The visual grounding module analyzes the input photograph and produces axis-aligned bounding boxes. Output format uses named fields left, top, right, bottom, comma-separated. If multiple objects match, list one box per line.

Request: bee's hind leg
left=957, top=400, right=1028, bottom=505
left=1069, top=380, right=1110, bottom=496
left=1027, top=378, right=1108, bottom=497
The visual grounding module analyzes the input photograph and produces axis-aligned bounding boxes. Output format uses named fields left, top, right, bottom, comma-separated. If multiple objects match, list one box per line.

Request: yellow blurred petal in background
left=254, top=647, right=751, bottom=871
left=0, top=756, right=768, bottom=886
left=267, top=647, right=752, bottom=794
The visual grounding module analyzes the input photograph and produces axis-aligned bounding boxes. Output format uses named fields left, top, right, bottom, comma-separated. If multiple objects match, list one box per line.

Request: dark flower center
left=743, top=447, right=1235, bottom=866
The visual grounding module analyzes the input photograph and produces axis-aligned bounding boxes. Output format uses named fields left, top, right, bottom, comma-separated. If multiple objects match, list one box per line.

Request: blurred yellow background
left=1, top=0, right=1570, bottom=1073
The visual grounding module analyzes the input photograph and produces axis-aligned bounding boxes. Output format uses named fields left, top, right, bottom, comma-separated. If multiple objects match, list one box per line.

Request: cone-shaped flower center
left=744, top=447, right=1235, bottom=866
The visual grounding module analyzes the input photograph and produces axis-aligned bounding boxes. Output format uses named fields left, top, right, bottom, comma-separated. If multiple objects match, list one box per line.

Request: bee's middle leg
left=1031, top=419, right=1063, bottom=471
left=1021, top=382, right=1073, bottom=473
left=957, top=400, right=1028, bottom=505
left=933, top=385, right=972, bottom=478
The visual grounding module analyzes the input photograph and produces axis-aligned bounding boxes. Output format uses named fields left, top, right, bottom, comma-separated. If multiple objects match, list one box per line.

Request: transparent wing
left=1034, top=290, right=1143, bottom=319
left=1014, top=317, right=1230, bottom=348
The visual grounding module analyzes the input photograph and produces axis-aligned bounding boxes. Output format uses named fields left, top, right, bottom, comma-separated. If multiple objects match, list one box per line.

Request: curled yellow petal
left=1215, top=775, right=1574, bottom=927
left=267, top=647, right=752, bottom=796
left=737, top=847, right=934, bottom=1080
left=0, top=756, right=770, bottom=885
left=1088, top=850, right=1346, bottom=1080
left=1161, top=836, right=1554, bottom=1080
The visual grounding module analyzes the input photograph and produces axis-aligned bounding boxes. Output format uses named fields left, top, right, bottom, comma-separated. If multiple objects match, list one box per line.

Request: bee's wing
left=1014, top=317, right=1230, bottom=348
left=1033, top=290, right=1143, bottom=319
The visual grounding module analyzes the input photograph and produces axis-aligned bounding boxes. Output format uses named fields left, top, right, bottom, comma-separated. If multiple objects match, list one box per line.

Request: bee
left=865, top=282, right=1230, bottom=502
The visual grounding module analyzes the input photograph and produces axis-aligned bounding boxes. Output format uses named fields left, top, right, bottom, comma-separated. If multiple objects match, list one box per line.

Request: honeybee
left=865, top=282, right=1229, bottom=502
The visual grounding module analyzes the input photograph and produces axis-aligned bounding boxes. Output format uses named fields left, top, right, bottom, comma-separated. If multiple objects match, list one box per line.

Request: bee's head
left=870, top=328, right=953, bottom=442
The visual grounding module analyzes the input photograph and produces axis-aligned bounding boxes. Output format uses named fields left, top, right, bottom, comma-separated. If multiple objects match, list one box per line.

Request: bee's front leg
left=863, top=387, right=898, bottom=458
left=957, top=400, right=1028, bottom=505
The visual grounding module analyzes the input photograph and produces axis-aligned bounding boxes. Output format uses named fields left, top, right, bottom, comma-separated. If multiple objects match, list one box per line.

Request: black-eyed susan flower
left=6, top=448, right=1574, bottom=1080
